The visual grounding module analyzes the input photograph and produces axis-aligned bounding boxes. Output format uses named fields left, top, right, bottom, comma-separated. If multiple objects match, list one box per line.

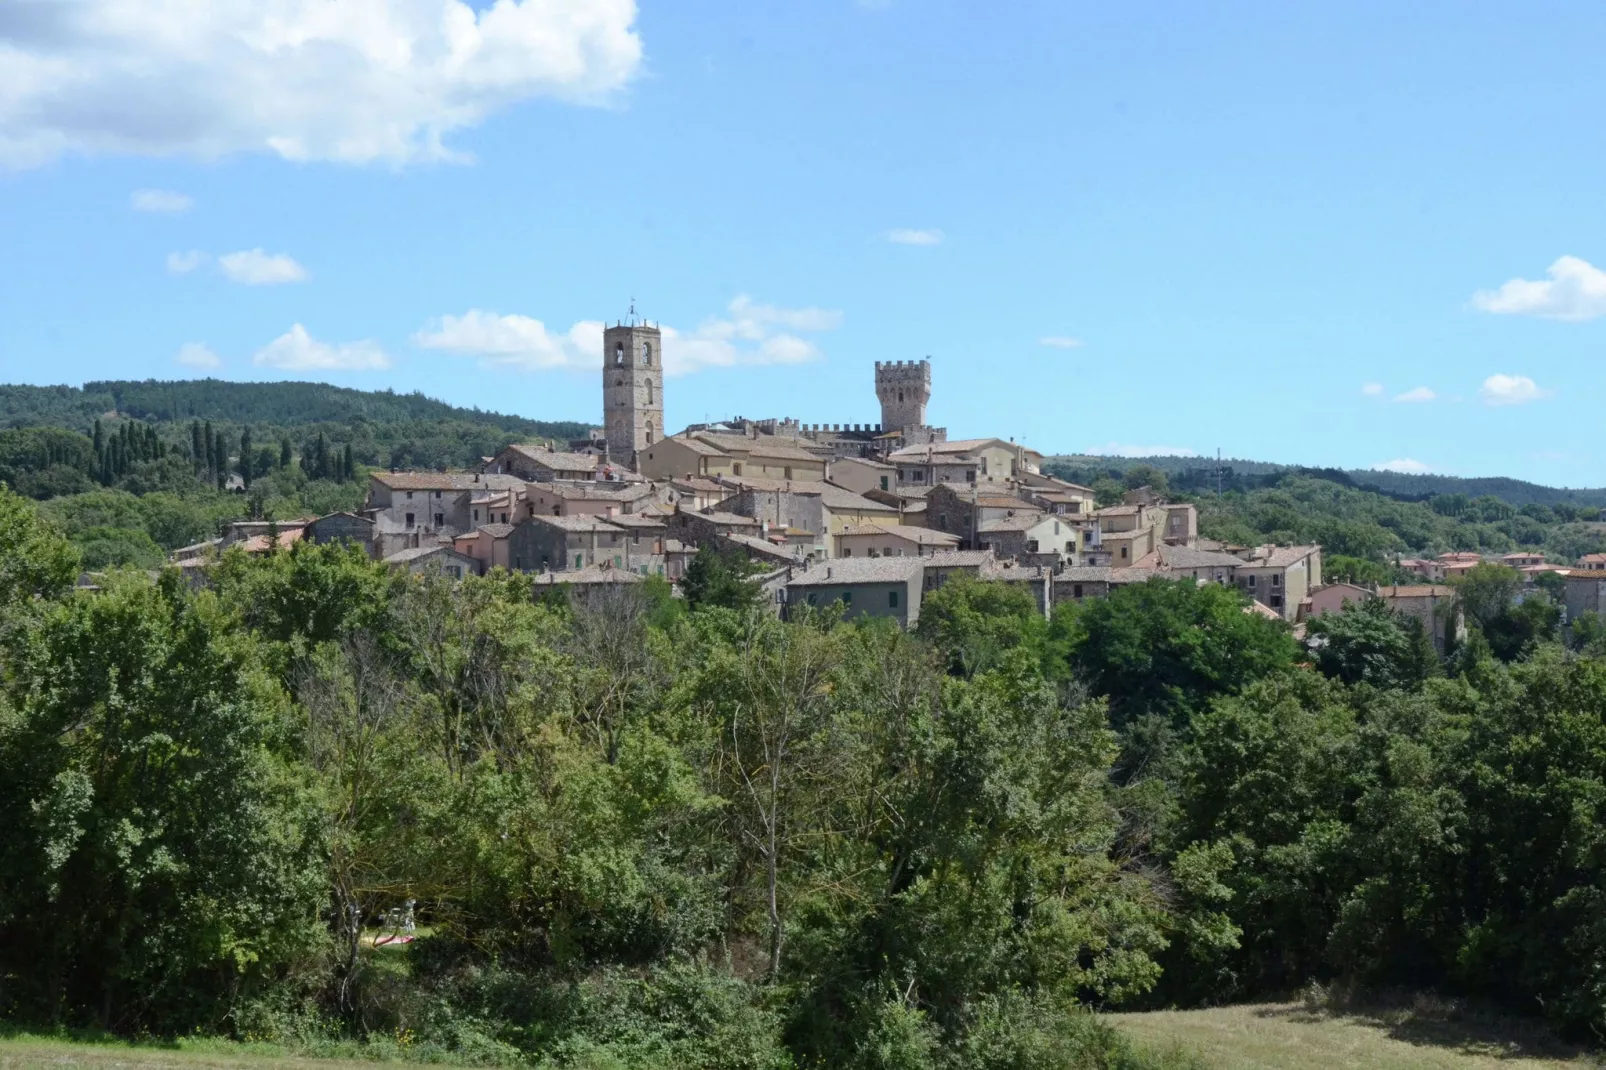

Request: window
left=500, top=513, right=508, bottom=524
left=784, top=467, right=793, bottom=480
left=434, top=513, right=444, bottom=528
left=574, top=553, right=583, bottom=568
left=434, top=490, right=441, bottom=498
left=1247, top=575, right=1257, bottom=588
left=473, top=508, right=480, bottom=522
left=614, top=556, right=622, bottom=567
left=965, top=470, right=975, bottom=483
left=733, top=463, right=743, bottom=475
left=406, top=491, right=414, bottom=500
left=1121, top=546, right=1128, bottom=559
left=646, top=379, right=654, bottom=404
left=405, top=512, right=415, bottom=528
left=614, top=343, right=624, bottom=366
left=1065, top=541, right=1075, bottom=553
left=842, top=591, right=853, bottom=606
left=1026, top=540, right=1039, bottom=553
left=843, top=547, right=852, bottom=557
left=1270, top=595, right=1283, bottom=609
left=1073, top=584, right=1084, bottom=599
left=646, top=421, right=655, bottom=444
left=888, top=590, right=899, bottom=608
left=880, top=475, right=889, bottom=491
left=1272, top=574, right=1281, bottom=587
left=643, top=341, right=653, bottom=365
left=446, top=565, right=462, bottom=579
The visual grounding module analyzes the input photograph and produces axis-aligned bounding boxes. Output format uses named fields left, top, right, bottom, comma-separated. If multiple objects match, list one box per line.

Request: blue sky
left=3, top=1, right=1605, bottom=485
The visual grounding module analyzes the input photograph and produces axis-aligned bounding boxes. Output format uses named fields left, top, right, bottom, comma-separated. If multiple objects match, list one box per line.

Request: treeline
left=1044, top=462, right=1606, bottom=564
left=0, top=380, right=591, bottom=474
left=4, top=492, right=1606, bottom=1066
left=1048, top=453, right=1606, bottom=509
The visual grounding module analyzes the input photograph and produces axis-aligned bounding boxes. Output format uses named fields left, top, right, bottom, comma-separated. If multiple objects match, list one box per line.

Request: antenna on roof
left=628, top=297, right=636, bottom=326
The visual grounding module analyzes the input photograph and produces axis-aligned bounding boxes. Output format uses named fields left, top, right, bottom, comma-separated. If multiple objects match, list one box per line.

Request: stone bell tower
left=602, top=318, right=663, bottom=465
left=875, top=358, right=931, bottom=432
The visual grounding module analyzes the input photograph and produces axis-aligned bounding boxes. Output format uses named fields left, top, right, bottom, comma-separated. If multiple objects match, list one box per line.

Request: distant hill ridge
left=1050, top=453, right=1606, bottom=509
left=0, top=379, right=594, bottom=442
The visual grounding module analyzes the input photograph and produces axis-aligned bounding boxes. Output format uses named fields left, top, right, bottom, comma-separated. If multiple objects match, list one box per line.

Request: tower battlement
left=874, top=359, right=931, bottom=431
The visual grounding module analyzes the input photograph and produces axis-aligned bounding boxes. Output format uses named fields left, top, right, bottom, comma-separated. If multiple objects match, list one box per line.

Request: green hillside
left=0, top=379, right=595, bottom=568
left=1049, top=453, right=1606, bottom=509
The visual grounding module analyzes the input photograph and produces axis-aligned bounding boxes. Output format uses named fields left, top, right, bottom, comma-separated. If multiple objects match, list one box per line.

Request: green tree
left=915, top=572, right=1049, bottom=677
left=0, top=574, right=325, bottom=1031
left=1306, top=597, right=1439, bottom=690
left=0, top=485, right=80, bottom=606
left=239, top=427, right=253, bottom=489
left=681, top=546, right=764, bottom=611
left=1053, top=578, right=1299, bottom=734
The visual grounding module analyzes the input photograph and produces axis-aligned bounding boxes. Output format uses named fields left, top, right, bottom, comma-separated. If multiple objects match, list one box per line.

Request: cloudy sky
left=2, top=1, right=1604, bottom=484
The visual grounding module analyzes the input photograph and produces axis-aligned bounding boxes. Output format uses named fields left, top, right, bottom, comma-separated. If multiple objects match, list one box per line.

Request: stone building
left=875, top=359, right=931, bottom=432
left=603, top=320, right=664, bottom=465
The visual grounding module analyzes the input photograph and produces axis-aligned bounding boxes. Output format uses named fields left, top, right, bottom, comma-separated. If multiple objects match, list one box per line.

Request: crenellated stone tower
left=875, top=358, right=931, bottom=432
left=602, top=320, right=663, bottom=465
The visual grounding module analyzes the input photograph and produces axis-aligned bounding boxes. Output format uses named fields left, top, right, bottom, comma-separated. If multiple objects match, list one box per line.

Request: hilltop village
left=169, top=319, right=1606, bottom=633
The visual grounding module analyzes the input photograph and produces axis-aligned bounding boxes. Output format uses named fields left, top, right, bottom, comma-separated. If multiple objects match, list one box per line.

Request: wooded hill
left=1050, top=453, right=1606, bottom=509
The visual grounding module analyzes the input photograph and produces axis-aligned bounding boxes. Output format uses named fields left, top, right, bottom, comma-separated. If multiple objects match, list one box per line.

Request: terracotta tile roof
left=1376, top=585, right=1456, bottom=598
left=979, top=513, right=1051, bottom=532
left=383, top=545, right=473, bottom=565
left=531, top=564, right=645, bottom=585
left=787, top=557, right=924, bottom=586
left=1159, top=545, right=1246, bottom=569
left=527, top=514, right=627, bottom=533
left=372, top=471, right=525, bottom=491
left=238, top=529, right=303, bottom=553
left=1055, top=566, right=1162, bottom=585
left=920, top=550, right=997, bottom=570
left=502, top=444, right=599, bottom=470
left=474, top=523, right=516, bottom=538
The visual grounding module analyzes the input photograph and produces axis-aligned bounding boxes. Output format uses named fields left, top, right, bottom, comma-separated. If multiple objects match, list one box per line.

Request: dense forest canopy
left=2, top=486, right=1606, bottom=1068
left=1048, top=453, right=1606, bottom=509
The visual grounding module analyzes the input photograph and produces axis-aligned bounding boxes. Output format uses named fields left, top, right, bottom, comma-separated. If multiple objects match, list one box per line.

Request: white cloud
left=1361, top=381, right=1384, bottom=397
left=1087, top=443, right=1197, bottom=458
left=174, top=342, right=221, bottom=369
left=1393, top=386, right=1436, bottom=403
left=415, top=311, right=599, bottom=371
left=166, top=249, right=206, bottom=274
left=1471, top=255, right=1606, bottom=321
left=219, top=249, right=307, bottom=285
left=1372, top=459, right=1432, bottom=474
left=131, top=188, right=192, bottom=213
left=0, top=1, right=642, bottom=170
left=1479, top=373, right=1550, bottom=406
left=1039, top=336, right=1084, bottom=349
left=415, top=295, right=840, bottom=377
left=887, top=228, right=944, bottom=246
left=253, top=324, right=390, bottom=371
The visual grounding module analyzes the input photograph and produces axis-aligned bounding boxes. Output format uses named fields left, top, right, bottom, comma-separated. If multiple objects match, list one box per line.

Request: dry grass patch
left=1111, top=991, right=1600, bottom=1070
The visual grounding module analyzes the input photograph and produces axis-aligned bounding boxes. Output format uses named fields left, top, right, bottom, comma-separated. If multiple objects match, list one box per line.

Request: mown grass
left=0, top=1033, right=441, bottom=1069
left=1113, top=990, right=1601, bottom=1070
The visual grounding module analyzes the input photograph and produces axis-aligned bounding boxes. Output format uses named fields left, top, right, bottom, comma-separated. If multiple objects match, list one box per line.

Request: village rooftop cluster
left=169, top=319, right=1606, bottom=633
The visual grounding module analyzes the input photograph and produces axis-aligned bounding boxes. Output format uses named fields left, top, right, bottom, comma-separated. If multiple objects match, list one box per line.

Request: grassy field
left=1113, top=994, right=1601, bottom=1070
left=0, top=1036, right=449, bottom=1070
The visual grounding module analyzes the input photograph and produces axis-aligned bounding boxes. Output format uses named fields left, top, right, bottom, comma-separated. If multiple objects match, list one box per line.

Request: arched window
left=643, top=342, right=653, bottom=366
left=645, top=378, right=654, bottom=405
left=614, top=343, right=624, bottom=366
left=645, top=420, right=655, bottom=444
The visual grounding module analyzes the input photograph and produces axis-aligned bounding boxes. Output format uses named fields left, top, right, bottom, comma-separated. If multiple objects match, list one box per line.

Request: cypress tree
left=204, top=422, right=215, bottom=482
left=280, top=436, right=293, bottom=470
left=343, top=443, right=355, bottom=482
left=240, top=428, right=253, bottom=489
left=191, top=420, right=204, bottom=474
